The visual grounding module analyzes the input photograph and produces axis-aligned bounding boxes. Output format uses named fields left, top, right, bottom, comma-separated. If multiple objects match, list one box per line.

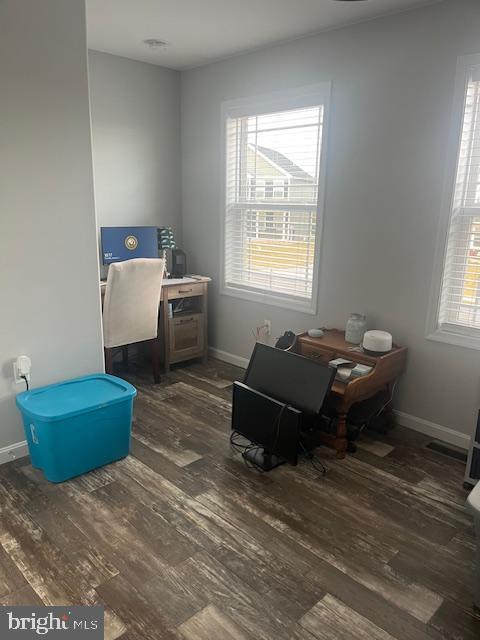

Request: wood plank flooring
left=0, top=358, right=479, bottom=639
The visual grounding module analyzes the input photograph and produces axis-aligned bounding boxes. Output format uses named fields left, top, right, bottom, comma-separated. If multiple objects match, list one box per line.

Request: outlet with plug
left=254, top=320, right=272, bottom=342
left=263, top=319, right=272, bottom=337
left=13, top=355, right=31, bottom=386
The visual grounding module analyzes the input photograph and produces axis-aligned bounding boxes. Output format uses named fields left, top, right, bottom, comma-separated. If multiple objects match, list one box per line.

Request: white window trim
left=426, top=53, right=480, bottom=349
left=219, top=83, right=331, bottom=315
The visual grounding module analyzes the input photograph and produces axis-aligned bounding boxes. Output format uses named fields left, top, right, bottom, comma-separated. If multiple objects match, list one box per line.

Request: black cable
left=230, top=402, right=289, bottom=473
left=269, top=403, right=288, bottom=457
left=230, top=432, right=266, bottom=472
left=299, top=440, right=327, bottom=476
left=20, top=375, right=29, bottom=391
left=232, top=418, right=327, bottom=478
left=242, top=446, right=266, bottom=473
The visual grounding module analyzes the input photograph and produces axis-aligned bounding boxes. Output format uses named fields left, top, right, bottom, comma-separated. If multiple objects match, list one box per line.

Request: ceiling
left=86, top=0, right=441, bottom=70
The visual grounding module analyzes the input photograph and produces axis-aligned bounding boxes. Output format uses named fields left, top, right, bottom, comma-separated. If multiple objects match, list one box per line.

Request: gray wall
left=181, top=0, right=480, bottom=441
left=88, top=50, right=181, bottom=240
left=0, top=0, right=104, bottom=451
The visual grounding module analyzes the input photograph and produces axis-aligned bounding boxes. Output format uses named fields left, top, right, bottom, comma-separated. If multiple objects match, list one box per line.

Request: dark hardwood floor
left=0, top=358, right=479, bottom=639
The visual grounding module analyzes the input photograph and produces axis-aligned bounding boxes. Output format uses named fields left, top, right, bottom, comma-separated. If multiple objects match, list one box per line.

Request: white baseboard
left=209, top=345, right=471, bottom=451
left=394, top=410, right=471, bottom=451
left=209, top=346, right=249, bottom=369
left=0, top=440, right=29, bottom=466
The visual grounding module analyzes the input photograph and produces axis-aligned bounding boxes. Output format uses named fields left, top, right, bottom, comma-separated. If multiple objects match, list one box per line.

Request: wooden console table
left=293, top=330, right=407, bottom=459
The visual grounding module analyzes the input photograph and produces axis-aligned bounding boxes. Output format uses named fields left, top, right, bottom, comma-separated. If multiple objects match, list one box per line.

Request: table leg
left=335, top=412, right=348, bottom=459
left=104, top=348, right=113, bottom=375
left=202, top=282, right=208, bottom=364
left=146, top=338, right=161, bottom=384
left=161, top=295, right=171, bottom=374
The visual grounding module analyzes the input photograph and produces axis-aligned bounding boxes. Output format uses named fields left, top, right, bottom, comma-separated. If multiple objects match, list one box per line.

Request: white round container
left=362, top=330, right=393, bottom=355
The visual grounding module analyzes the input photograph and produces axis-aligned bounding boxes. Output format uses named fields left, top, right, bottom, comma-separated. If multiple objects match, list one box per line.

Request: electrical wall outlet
left=263, top=319, right=272, bottom=337
left=13, top=363, right=26, bottom=384
left=13, top=355, right=31, bottom=384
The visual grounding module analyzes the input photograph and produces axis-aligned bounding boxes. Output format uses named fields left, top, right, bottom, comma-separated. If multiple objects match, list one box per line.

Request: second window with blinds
left=428, top=54, right=480, bottom=348
left=221, top=85, right=330, bottom=313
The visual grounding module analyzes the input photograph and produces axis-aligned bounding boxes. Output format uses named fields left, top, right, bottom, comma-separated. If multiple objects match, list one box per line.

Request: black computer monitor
left=232, top=382, right=302, bottom=469
left=244, top=343, right=335, bottom=415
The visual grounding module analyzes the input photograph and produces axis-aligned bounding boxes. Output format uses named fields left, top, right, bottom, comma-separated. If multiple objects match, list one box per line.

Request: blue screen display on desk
left=101, top=226, right=158, bottom=264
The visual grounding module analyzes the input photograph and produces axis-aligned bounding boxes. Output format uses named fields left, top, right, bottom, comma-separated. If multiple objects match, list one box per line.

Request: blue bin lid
left=16, top=374, right=137, bottom=422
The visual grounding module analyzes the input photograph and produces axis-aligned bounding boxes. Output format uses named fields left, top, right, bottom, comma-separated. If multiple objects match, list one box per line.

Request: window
left=428, top=55, right=480, bottom=348
left=221, top=85, right=330, bottom=313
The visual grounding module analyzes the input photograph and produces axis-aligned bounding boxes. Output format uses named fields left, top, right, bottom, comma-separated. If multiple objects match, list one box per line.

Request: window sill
left=221, top=284, right=317, bottom=315
left=426, top=326, right=480, bottom=350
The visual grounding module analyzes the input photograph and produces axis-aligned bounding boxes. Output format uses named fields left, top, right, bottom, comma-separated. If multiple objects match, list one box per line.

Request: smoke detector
left=143, top=39, right=169, bottom=50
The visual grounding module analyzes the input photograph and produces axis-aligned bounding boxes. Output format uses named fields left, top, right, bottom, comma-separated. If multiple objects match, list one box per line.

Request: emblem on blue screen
left=125, top=235, right=138, bottom=251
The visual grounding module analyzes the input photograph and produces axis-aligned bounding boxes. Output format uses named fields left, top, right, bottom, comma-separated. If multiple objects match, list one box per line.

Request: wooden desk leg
left=335, top=412, right=348, bottom=459
left=162, top=292, right=171, bottom=374
left=150, top=337, right=161, bottom=384
left=202, top=282, right=208, bottom=365
left=104, top=348, right=113, bottom=375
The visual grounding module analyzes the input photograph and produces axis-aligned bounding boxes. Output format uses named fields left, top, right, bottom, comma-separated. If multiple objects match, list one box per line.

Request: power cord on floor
left=231, top=419, right=327, bottom=478
left=230, top=432, right=266, bottom=472
left=299, top=440, right=327, bottom=477
left=230, top=402, right=289, bottom=472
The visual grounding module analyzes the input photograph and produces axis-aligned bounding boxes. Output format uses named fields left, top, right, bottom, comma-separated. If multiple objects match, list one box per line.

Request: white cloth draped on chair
left=103, top=258, right=164, bottom=382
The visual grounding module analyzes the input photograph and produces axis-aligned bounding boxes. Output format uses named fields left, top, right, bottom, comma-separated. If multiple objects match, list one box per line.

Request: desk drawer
left=169, top=313, right=205, bottom=363
left=167, top=282, right=203, bottom=300
left=298, top=344, right=334, bottom=363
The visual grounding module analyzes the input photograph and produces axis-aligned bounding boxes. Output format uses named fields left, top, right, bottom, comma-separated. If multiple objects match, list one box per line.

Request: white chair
left=103, top=258, right=164, bottom=383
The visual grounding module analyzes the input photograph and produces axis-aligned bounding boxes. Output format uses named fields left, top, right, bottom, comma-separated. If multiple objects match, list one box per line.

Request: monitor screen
left=244, top=344, right=335, bottom=415
left=101, top=226, right=159, bottom=265
left=232, top=382, right=301, bottom=465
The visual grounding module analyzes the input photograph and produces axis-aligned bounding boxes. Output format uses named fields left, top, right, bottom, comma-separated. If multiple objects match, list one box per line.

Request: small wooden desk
left=159, top=277, right=210, bottom=372
left=293, top=330, right=407, bottom=459
left=100, top=276, right=210, bottom=374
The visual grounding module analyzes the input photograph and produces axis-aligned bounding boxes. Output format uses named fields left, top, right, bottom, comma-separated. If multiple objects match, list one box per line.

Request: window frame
left=219, top=84, right=331, bottom=315
left=427, top=54, right=480, bottom=349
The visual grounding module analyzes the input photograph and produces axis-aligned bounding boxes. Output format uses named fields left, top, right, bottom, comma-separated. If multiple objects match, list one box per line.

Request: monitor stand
left=242, top=448, right=286, bottom=471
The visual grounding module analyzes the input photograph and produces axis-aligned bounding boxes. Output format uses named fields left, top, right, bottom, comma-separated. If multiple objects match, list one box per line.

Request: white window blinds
left=439, top=65, right=480, bottom=331
left=223, top=97, right=327, bottom=310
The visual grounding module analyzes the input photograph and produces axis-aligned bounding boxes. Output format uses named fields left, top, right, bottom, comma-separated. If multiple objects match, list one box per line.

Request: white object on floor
left=357, top=439, right=395, bottom=458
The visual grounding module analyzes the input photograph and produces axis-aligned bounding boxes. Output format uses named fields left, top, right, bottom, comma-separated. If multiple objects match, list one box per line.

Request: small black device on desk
left=231, top=343, right=335, bottom=471
left=170, top=249, right=187, bottom=278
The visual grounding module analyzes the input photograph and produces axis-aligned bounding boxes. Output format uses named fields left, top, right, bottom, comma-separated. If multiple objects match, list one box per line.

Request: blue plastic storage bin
left=16, top=374, right=137, bottom=483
